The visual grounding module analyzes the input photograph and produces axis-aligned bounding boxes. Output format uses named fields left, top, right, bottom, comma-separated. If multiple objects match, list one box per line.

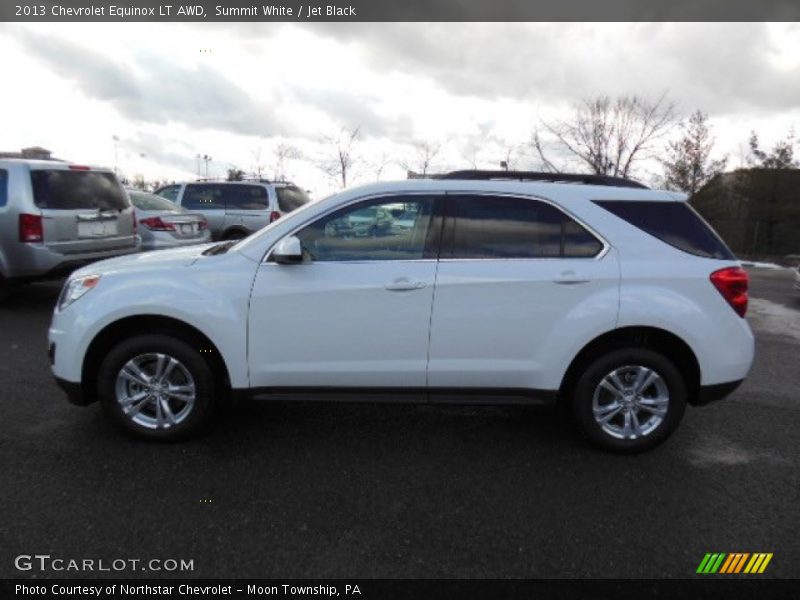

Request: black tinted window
left=448, top=195, right=602, bottom=259
left=182, top=185, right=225, bottom=210
left=276, top=186, right=311, bottom=212
left=0, top=169, right=7, bottom=207
left=594, top=200, right=734, bottom=260
left=31, top=170, right=128, bottom=211
left=223, top=185, right=269, bottom=210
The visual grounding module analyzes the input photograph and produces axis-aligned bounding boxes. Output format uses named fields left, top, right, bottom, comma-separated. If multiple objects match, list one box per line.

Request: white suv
left=48, top=171, right=754, bottom=452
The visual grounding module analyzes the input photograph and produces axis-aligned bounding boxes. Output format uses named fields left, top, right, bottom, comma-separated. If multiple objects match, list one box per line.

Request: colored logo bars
left=696, top=553, right=773, bottom=574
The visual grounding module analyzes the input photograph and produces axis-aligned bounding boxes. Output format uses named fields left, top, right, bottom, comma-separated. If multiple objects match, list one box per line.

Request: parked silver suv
left=154, top=180, right=311, bottom=240
left=0, top=159, right=139, bottom=301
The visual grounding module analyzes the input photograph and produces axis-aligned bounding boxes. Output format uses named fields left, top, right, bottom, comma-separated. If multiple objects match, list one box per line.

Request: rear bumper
left=692, top=379, right=744, bottom=406
left=4, top=239, right=140, bottom=280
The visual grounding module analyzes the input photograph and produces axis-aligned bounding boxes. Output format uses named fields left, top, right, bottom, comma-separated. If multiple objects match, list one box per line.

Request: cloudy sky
left=2, top=22, right=799, bottom=195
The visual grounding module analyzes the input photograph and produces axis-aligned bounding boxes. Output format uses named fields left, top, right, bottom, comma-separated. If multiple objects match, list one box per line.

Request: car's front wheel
left=572, top=348, right=686, bottom=453
left=97, top=335, right=218, bottom=440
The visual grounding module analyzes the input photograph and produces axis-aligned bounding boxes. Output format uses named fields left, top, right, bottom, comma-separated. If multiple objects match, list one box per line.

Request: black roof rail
left=436, top=170, right=649, bottom=189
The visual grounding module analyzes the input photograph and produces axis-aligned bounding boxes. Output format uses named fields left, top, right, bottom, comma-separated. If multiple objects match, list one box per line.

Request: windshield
left=129, top=190, right=183, bottom=212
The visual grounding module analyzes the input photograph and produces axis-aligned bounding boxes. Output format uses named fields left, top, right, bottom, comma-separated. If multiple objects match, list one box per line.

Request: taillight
left=139, top=216, right=175, bottom=231
left=269, top=211, right=281, bottom=223
left=710, top=267, right=749, bottom=318
left=19, top=213, right=43, bottom=243
left=198, top=218, right=208, bottom=231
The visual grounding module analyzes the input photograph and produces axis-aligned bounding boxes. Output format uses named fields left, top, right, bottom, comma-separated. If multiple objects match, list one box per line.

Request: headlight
left=58, top=275, right=101, bottom=311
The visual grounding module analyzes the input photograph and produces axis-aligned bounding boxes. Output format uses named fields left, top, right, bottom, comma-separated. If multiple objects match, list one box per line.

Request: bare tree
left=317, top=127, right=361, bottom=189
left=226, top=167, right=245, bottom=181
left=272, top=143, right=302, bottom=181
left=400, top=140, right=441, bottom=176
left=534, top=94, right=677, bottom=177
left=662, top=110, right=728, bottom=197
left=371, top=151, right=391, bottom=181
left=747, top=130, right=797, bottom=169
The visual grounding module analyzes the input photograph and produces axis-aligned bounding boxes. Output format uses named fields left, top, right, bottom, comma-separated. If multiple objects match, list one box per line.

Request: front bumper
left=54, top=375, right=90, bottom=406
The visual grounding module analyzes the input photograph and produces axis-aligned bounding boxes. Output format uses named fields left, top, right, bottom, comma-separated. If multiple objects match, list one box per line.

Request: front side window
left=182, top=184, right=225, bottom=210
left=295, top=196, right=435, bottom=262
left=446, top=195, right=603, bottom=259
left=223, top=185, right=269, bottom=210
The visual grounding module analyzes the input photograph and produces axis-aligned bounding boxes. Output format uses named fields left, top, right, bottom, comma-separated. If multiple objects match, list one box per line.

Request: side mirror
left=272, top=235, right=303, bottom=264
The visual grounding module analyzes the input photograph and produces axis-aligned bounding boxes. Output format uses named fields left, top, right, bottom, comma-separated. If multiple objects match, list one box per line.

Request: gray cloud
left=305, top=23, right=800, bottom=116
left=15, top=29, right=287, bottom=137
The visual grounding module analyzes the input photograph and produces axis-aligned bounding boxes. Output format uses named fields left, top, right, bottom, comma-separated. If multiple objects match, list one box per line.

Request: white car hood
left=72, top=243, right=217, bottom=278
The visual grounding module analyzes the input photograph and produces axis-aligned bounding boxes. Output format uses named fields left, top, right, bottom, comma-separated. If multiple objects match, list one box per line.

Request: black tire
left=97, top=334, right=218, bottom=441
left=0, top=275, right=11, bottom=304
left=222, top=230, right=247, bottom=241
left=571, top=348, right=686, bottom=453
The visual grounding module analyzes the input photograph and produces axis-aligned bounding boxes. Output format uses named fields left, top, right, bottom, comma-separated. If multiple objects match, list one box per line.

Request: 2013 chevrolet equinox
left=48, top=171, right=754, bottom=452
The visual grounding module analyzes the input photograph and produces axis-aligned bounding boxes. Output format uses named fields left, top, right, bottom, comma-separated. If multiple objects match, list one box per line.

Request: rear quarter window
left=594, top=200, right=735, bottom=260
left=276, top=186, right=311, bottom=212
left=0, top=169, right=7, bottom=207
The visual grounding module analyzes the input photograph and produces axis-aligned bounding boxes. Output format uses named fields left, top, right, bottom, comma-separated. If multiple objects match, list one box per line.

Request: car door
left=427, top=193, right=620, bottom=391
left=248, top=193, right=443, bottom=388
left=181, top=184, right=226, bottom=238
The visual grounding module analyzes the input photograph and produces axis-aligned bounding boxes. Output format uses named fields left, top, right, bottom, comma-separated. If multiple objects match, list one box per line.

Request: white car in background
left=48, top=171, right=755, bottom=452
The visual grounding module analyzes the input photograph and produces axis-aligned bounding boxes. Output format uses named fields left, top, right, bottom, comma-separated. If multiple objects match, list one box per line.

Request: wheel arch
left=558, top=326, right=701, bottom=405
left=81, top=314, right=231, bottom=405
left=221, top=226, right=250, bottom=240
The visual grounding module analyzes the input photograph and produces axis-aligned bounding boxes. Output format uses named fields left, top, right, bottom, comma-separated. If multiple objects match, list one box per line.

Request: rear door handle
left=385, top=277, right=427, bottom=291
left=553, top=270, right=590, bottom=285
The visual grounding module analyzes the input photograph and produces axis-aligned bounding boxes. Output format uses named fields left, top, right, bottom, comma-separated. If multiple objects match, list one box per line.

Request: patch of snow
left=740, top=261, right=791, bottom=270
left=747, top=298, right=800, bottom=341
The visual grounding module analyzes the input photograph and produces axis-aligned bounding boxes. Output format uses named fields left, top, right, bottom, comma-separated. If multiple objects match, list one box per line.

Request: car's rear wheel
left=572, top=348, right=686, bottom=453
left=97, top=334, right=217, bottom=440
left=222, top=229, right=247, bottom=241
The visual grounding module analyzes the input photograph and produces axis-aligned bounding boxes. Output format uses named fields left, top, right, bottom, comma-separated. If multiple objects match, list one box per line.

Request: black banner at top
left=3, top=0, right=800, bottom=22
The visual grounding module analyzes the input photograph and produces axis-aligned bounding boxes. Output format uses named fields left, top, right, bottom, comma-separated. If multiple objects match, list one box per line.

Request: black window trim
left=263, top=191, right=447, bottom=264
left=440, top=192, right=609, bottom=261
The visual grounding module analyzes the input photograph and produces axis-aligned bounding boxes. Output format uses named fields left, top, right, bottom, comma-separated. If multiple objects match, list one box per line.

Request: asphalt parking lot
left=0, top=268, right=798, bottom=579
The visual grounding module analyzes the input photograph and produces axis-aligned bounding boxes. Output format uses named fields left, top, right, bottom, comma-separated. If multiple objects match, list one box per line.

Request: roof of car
left=324, top=178, right=687, bottom=203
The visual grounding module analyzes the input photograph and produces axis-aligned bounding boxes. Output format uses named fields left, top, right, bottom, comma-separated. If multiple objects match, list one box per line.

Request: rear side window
left=594, top=200, right=735, bottom=260
left=129, top=191, right=182, bottom=212
left=223, top=185, right=269, bottom=210
left=182, top=185, right=225, bottom=210
left=156, top=185, right=180, bottom=202
left=0, top=169, right=7, bottom=207
left=446, top=195, right=603, bottom=259
left=30, top=170, right=128, bottom=211
left=276, top=186, right=311, bottom=212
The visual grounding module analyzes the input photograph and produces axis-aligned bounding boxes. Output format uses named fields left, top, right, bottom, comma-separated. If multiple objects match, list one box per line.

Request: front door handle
left=553, top=270, right=590, bottom=285
left=385, top=277, right=427, bottom=291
